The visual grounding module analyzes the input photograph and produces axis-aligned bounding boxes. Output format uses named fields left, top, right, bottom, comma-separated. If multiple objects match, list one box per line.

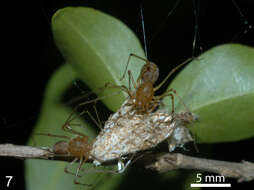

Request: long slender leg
left=62, top=105, right=103, bottom=136
left=63, top=82, right=125, bottom=132
left=148, top=99, right=160, bottom=113
left=72, top=165, right=120, bottom=180
left=63, top=88, right=101, bottom=107
left=31, top=133, right=70, bottom=153
left=34, top=132, right=70, bottom=140
left=64, top=158, right=89, bottom=182
left=120, top=53, right=149, bottom=81
left=162, top=94, right=174, bottom=114
left=78, top=162, right=119, bottom=174
left=76, top=153, right=136, bottom=176
left=128, top=70, right=137, bottom=90
left=155, top=88, right=176, bottom=114
left=80, top=109, right=101, bottom=129
left=154, top=88, right=175, bottom=114
left=73, top=158, right=92, bottom=186
left=93, top=104, right=102, bottom=130
left=66, top=76, right=134, bottom=108
left=62, top=121, right=89, bottom=138
left=62, top=82, right=131, bottom=136
left=80, top=167, right=118, bottom=174
left=68, top=79, right=133, bottom=106
left=104, top=82, right=132, bottom=97
left=64, top=158, right=79, bottom=177
left=156, top=88, right=190, bottom=113
left=154, top=57, right=193, bottom=91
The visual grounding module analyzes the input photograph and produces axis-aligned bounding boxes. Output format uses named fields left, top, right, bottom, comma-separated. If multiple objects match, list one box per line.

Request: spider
left=35, top=128, right=94, bottom=186
left=104, top=53, right=193, bottom=113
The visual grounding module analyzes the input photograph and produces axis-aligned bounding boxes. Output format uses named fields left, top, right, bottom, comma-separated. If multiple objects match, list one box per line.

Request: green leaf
left=163, top=44, right=254, bottom=143
left=52, top=7, right=145, bottom=111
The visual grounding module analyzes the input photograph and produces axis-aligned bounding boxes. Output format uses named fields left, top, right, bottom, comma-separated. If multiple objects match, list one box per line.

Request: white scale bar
left=191, top=184, right=231, bottom=187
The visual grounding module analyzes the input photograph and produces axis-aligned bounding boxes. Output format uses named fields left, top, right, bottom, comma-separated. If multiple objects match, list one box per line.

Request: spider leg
left=120, top=53, right=149, bottom=82
left=73, top=157, right=92, bottom=186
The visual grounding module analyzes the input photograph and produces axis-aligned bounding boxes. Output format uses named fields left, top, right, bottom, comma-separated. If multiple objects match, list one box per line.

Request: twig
left=0, top=143, right=112, bottom=164
left=1, top=144, right=254, bottom=182
left=146, top=153, right=254, bottom=182
left=0, top=144, right=53, bottom=159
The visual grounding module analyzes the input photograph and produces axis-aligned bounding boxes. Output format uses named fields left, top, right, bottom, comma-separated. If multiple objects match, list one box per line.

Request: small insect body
left=36, top=132, right=94, bottom=186
left=112, top=5, right=193, bottom=114
left=52, top=140, right=69, bottom=155
left=105, top=52, right=193, bottom=116
left=67, top=136, right=92, bottom=159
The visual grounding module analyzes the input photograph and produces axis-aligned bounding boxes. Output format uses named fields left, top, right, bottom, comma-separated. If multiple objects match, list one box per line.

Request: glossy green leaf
left=52, top=7, right=145, bottom=111
left=163, top=44, right=254, bottom=143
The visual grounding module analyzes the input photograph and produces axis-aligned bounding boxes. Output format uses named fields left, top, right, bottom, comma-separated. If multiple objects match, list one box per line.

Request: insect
left=115, top=53, right=192, bottom=113
left=102, top=5, right=193, bottom=114
left=88, top=37, right=195, bottom=171
left=36, top=130, right=94, bottom=186
left=56, top=79, right=197, bottom=174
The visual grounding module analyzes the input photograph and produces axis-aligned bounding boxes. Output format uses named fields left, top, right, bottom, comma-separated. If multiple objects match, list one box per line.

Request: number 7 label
left=5, top=176, right=13, bottom=187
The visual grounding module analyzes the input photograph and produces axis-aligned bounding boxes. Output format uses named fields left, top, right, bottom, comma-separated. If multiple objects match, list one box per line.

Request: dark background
left=1, top=0, right=254, bottom=189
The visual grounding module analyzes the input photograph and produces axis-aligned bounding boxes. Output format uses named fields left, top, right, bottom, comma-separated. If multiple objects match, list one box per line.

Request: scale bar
left=191, top=183, right=231, bottom=187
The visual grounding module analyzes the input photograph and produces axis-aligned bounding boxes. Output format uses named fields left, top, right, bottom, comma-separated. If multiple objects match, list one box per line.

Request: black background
left=1, top=0, right=254, bottom=189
